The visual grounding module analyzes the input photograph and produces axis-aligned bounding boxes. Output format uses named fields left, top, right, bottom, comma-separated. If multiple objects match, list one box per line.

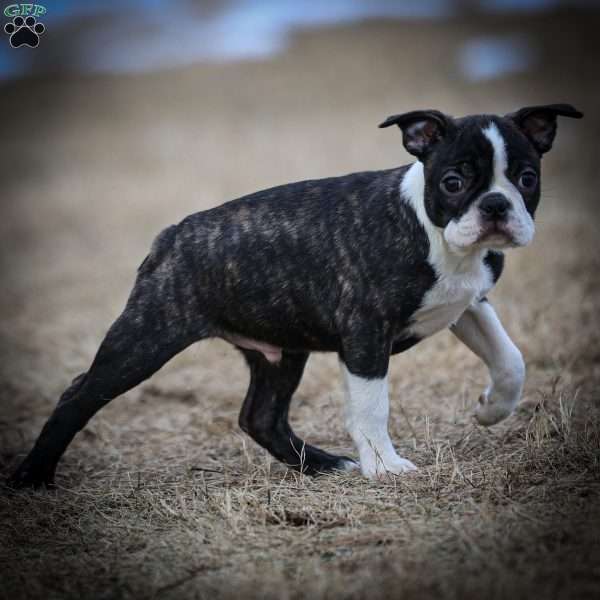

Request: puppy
left=9, top=104, right=582, bottom=487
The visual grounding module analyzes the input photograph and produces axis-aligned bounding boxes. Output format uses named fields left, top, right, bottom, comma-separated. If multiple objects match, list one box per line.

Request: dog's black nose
left=480, top=194, right=510, bottom=220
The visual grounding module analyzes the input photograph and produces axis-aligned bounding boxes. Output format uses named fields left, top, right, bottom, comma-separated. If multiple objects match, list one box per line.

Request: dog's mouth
left=476, top=223, right=517, bottom=247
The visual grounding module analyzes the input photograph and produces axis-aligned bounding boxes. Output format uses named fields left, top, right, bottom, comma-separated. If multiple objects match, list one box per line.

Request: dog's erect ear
left=379, top=110, right=452, bottom=159
left=507, top=104, right=583, bottom=155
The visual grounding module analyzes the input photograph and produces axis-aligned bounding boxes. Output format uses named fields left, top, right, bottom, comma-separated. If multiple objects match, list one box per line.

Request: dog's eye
left=518, top=170, right=538, bottom=190
left=440, top=174, right=464, bottom=195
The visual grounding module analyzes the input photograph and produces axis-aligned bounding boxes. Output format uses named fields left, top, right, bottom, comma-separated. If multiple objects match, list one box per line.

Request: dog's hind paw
left=338, top=458, right=360, bottom=472
left=310, top=455, right=359, bottom=476
left=6, top=459, right=56, bottom=490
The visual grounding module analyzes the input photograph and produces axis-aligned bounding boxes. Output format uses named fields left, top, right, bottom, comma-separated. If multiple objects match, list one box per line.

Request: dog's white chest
left=408, top=260, right=492, bottom=339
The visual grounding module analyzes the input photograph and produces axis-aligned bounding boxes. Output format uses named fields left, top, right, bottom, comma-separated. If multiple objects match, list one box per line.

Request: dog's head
left=380, top=104, right=583, bottom=252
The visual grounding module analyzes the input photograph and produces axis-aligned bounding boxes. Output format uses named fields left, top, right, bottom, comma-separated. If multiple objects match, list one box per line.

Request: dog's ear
left=379, top=110, right=452, bottom=159
left=506, top=104, right=583, bottom=155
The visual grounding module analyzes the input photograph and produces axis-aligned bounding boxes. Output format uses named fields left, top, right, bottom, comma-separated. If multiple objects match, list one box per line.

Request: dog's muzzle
left=476, top=193, right=517, bottom=245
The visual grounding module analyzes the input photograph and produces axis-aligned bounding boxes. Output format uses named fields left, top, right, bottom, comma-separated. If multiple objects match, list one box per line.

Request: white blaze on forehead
left=482, top=121, right=509, bottom=183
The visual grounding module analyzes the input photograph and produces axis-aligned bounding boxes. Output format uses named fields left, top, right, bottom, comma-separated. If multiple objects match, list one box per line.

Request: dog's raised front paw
left=474, top=391, right=513, bottom=426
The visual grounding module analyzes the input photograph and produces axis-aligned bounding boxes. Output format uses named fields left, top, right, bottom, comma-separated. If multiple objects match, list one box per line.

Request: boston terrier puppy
left=9, top=104, right=582, bottom=487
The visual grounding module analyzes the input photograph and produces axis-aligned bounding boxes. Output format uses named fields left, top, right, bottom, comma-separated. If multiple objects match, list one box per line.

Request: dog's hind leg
left=8, top=257, right=208, bottom=489
left=238, top=349, right=357, bottom=475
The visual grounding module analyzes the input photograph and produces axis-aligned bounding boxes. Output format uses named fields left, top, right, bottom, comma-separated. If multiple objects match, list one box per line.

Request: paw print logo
left=4, top=16, right=45, bottom=48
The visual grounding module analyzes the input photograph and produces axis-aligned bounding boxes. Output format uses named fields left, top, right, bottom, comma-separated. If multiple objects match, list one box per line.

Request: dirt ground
left=1, top=9, right=599, bottom=600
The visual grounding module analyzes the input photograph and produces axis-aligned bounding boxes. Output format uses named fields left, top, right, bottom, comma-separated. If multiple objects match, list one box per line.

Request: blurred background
left=1, top=2, right=600, bottom=599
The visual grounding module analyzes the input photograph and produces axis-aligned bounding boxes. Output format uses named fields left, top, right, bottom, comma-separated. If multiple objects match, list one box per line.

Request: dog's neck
left=401, top=161, right=486, bottom=275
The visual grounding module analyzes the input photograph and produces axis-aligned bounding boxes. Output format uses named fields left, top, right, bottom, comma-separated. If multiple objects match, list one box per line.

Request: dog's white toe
left=360, top=454, right=418, bottom=480
left=339, top=458, right=360, bottom=472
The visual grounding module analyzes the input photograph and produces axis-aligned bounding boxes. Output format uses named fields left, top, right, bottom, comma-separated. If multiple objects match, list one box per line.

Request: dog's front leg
left=451, top=299, right=525, bottom=426
left=339, top=332, right=417, bottom=479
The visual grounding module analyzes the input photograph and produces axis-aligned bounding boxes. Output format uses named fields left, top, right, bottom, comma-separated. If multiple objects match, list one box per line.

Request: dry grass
left=1, top=9, right=600, bottom=600
left=1, top=384, right=599, bottom=599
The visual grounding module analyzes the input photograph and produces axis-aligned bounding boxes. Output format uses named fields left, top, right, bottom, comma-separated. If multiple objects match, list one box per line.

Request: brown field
left=1, top=9, right=599, bottom=600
